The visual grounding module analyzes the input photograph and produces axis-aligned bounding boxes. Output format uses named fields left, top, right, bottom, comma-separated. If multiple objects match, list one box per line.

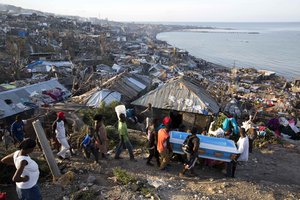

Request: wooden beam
left=32, top=119, right=61, bottom=179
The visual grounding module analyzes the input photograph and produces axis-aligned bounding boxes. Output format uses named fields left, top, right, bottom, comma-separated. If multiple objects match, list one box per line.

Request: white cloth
left=237, top=136, right=249, bottom=162
left=55, top=120, right=66, bottom=139
left=57, top=137, right=70, bottom=159
left=209, top=128, right=225, bottom=138
left=13, top=150, right=39, bottom=189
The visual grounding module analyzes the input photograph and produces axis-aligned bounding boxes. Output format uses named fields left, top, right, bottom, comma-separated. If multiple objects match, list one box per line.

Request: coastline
left=155, top=23, right=300, bottom=81
left=155, top=29, right=293, bottom=81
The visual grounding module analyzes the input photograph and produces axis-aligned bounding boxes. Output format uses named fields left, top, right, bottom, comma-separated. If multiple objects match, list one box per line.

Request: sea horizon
left=156, top=22, right=300, bottom=80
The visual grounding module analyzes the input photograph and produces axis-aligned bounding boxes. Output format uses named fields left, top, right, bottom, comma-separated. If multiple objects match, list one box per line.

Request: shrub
left=79, top=101, right=121, bottom=127
left=113, top=167, right=135, bottom=185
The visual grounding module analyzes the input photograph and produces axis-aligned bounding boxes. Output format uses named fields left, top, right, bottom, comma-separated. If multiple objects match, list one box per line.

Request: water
left=156, top=22, right=300, bottom=80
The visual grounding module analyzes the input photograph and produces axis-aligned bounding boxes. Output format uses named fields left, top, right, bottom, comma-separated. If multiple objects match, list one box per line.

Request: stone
left=130, top=183, right=139, bottom=192
left=79, top=183, right=86, bottom=189
left=82, top=186, right=89, bottom=191
left=90, top=185, right=102, bottom=192
left=57, top=171, right=75, bottom=188
left=87, top=175, right=96, bottom=184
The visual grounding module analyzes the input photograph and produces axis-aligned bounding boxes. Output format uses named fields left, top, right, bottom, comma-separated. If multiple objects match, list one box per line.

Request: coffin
left=170, top=131, right=239, bottom=162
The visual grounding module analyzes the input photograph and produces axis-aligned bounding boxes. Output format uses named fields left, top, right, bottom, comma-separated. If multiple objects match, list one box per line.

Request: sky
left=0, top=0, right=300, bottom=22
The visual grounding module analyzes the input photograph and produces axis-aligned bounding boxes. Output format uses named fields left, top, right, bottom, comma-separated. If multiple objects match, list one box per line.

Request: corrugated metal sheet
left=132, top=76, right=220, bottom=115
left=101, top=72, right=151, bottom=102
left=0, top=79, right=70, bottom=119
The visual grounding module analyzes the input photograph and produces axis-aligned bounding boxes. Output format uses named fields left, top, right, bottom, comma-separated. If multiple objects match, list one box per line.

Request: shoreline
left=155, top=29, right=294, bottom=82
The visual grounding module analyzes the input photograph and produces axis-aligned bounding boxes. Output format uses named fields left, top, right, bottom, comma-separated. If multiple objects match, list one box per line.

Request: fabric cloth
left=82, top=134, right=93, bottom=148
left=185, top=152, right=198, bottom=170
left=82, top=136, right=98, bottom=162
left=16, top=184, right=42, bottom=200
left=96, top=124, right=108, bottom=154
left=13, top=150, right=40, bottom=189
left=118, top=121, right=129, bottom=142
left=57, top=112, right=65, bottom=119
left=157, top=128, right=169, bottom=153
left=115, top=138, right=134, bottom=159
left=55, top=120, right=66, bottom=139
left=183, top=135, right=199, bottom=170
left=54, top=119, right=70, bottom=158
left=57, top=137, right=70, bottom=159
left=237, top=136, right=249, bottom=161
left=159, top=149, right=172, bottom=170
left=162, top=117, right=171, bottom=126
left=11, top=121, right=25, bottom=142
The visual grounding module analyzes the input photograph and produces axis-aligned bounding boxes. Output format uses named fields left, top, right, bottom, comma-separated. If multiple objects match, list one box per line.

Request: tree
left=5, top=36, right=27, bottom=81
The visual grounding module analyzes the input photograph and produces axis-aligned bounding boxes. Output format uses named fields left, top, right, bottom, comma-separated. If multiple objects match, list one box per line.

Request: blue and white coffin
left=170, top=131, right=239, bottom=162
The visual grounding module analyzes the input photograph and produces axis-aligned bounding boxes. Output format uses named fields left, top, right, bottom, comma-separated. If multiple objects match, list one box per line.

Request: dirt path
left=1, top=131, right=300, bottom=200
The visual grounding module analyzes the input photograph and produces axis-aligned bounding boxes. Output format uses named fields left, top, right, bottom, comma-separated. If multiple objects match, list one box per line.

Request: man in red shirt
left=157, top=116, right=172, bottom=170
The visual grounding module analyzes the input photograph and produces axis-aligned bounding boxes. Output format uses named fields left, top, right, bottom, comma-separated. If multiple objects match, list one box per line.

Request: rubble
left=0, top=4, right=299, bottom=200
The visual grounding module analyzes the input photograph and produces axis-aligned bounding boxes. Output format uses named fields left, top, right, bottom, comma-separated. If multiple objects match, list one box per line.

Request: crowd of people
left=0, top=105, right=253, bottom=200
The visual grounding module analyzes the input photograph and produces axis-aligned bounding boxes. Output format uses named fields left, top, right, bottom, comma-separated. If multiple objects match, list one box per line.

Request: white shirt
left=13, top=150, right=40, bottom=189
left=55, top=120, right=66, bottom=139
left=237, top=136, right=249, bottom=162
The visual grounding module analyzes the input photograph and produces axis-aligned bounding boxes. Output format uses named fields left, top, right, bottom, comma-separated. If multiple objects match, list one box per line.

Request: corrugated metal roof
left=101, top=72, right=151, bottom=102
left=132, top=76, right=220, bottom=115
left=0, top=79, right=70, bottom=119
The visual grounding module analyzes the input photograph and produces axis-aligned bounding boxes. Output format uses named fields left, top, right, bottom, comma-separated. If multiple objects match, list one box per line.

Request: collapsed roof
left=132, top=76, right=220, bottom=115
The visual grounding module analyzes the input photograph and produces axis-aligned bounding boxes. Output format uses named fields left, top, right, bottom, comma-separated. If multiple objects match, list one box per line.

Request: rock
left=148, top=179, right=166, bottom=189
left=82, top=186, right=89, bottom=191
left=57, top=171, right=75, bottom=188
left=221, top=182, right=230, bottom=189
left=90, top=185, right=102, bottom=193
left=218, top=190, right=223, bottom=194
left=79, top=183, right=86, bottom=189
left=86, top=175, right=96, bottom=184
left=130, top=183, right=139, bottom=192
left=207, top=187, right=215, bottom=194
left=145, top=193, right=151, bottom=198
left=63, top=196, right=70, bottom=200
left=200, top=196, right=210, bottom=200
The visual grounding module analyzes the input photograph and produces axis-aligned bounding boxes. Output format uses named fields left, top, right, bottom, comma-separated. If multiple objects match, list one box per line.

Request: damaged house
left=0, top=79, right=70, bottom=122
left=73, top=71, right=151, bottom=106
left=132, top=76, right=220, bottom=131
left=100, top=71, right=152, bottom=103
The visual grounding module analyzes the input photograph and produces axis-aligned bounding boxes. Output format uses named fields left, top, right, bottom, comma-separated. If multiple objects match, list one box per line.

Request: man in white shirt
left=52, top=112, right=70, bottom=159
left=227, top=128, right=249, bottom=177
left=237, top=129, right=249, bottom=161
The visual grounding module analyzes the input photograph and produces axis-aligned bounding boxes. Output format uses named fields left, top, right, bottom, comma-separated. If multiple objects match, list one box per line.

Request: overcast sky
left=1, top=0, right=300, bottom=22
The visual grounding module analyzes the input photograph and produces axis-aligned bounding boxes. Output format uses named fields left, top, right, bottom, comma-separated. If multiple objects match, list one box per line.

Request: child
left=81, top=127, right=99, bottom=163
left=1, top=127, right=14, bottom=150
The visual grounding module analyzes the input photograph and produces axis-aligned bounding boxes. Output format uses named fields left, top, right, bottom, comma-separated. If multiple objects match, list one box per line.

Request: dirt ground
left=1, top=130, right=300, bottom=200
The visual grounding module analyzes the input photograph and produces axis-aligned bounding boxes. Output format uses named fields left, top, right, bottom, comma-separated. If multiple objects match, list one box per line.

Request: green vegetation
left=211, top=112, right=227, bottom=131
left=113, top=167, right=136, bottom=185
left=79, top=101, right=120, bottom=126
left=254, top=128, right=283, bottom=148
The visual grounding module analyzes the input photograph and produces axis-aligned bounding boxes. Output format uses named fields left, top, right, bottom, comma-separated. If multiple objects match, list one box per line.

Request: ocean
left=156, top=22, right=300, bottom=80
